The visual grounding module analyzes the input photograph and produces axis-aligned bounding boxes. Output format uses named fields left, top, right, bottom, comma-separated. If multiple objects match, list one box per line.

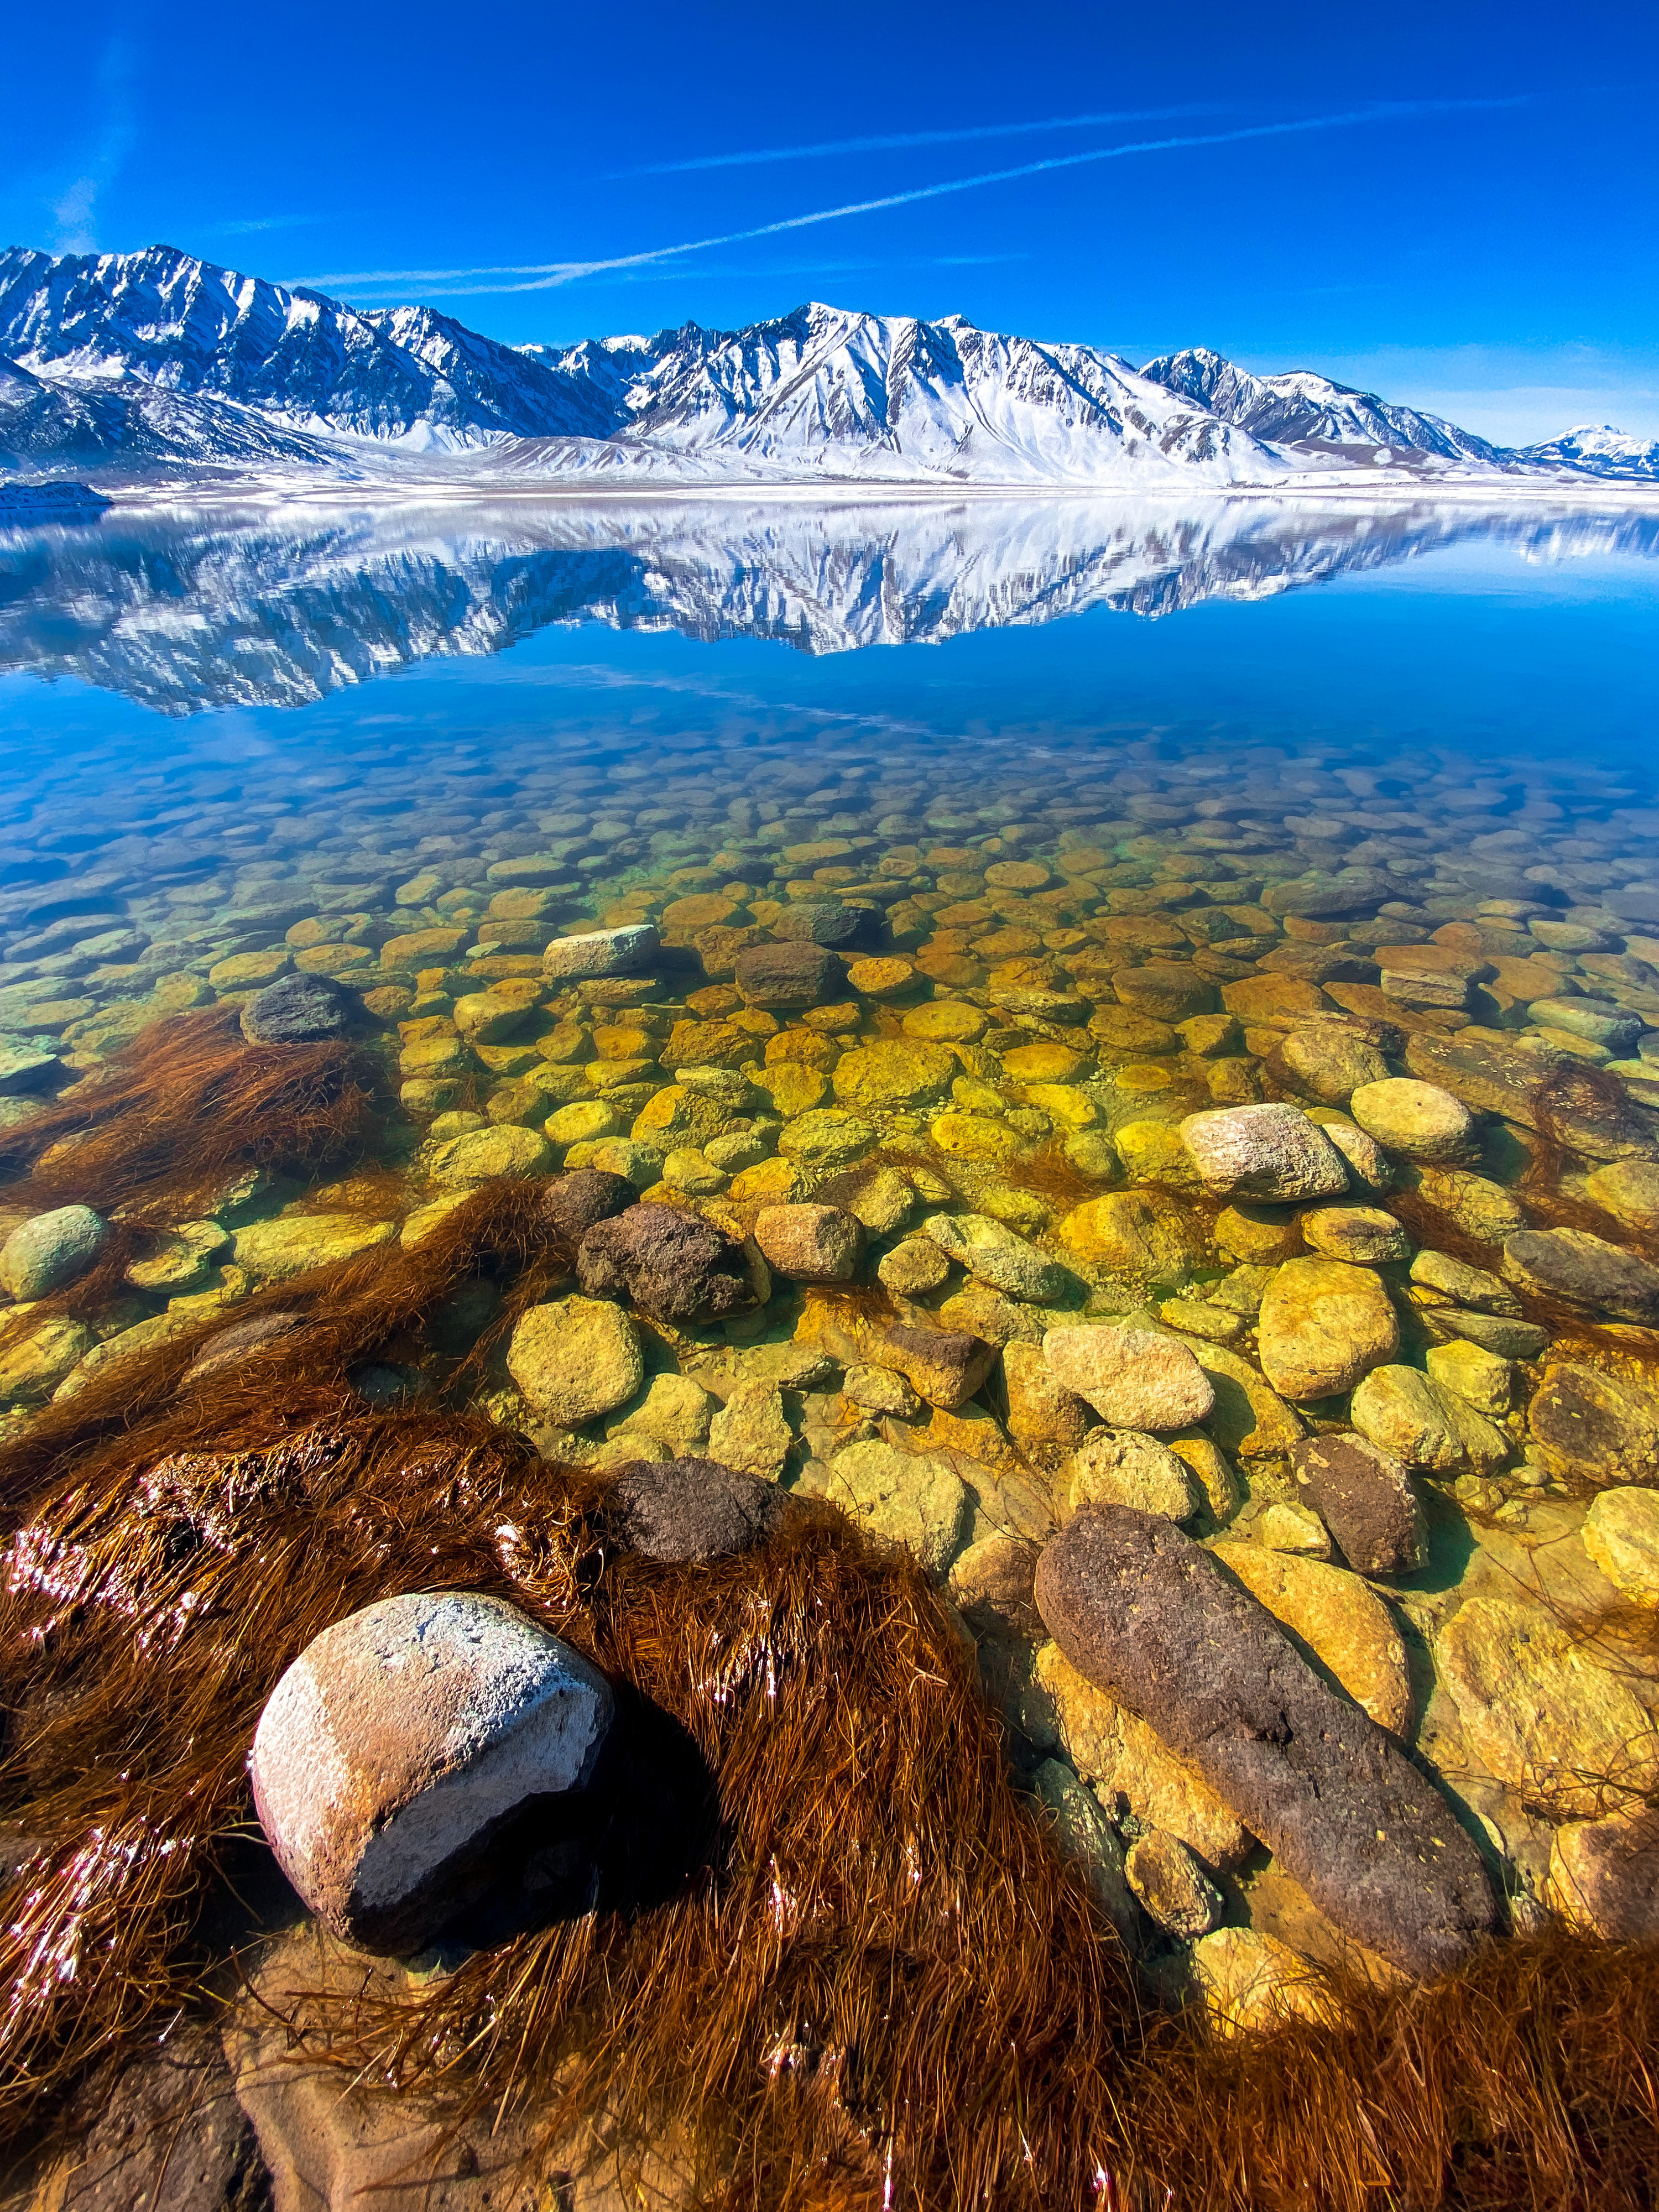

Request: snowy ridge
left=0, top=244, right=1655, bottom=490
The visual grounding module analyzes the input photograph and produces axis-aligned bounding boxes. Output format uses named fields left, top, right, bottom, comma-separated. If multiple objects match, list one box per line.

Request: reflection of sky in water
left=0, top=502, right=1655, bottom=806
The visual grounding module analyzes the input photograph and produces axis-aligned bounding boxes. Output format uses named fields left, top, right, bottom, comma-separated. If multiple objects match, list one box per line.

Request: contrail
left=297, top=97, right=1527, bottom=300
left=611, top=103, right=1227, bottom=177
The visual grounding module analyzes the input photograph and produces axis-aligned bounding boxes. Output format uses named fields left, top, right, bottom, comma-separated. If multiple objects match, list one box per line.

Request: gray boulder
left=1035, top=1505, right=1495, bottom=1978
left=0, top=1202, right=108, bottom=1300
left=251, top=1591, right=613, bottom=1952
left=1179, top=1103, right=1350, bottom=1202
left=240, top=973, right=358, bottom=1045
left=734, top=941, right=843, bottom=1009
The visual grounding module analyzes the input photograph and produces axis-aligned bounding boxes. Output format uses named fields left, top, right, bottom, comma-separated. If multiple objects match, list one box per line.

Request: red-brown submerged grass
left=0, top=1006, right=384, bottom=1223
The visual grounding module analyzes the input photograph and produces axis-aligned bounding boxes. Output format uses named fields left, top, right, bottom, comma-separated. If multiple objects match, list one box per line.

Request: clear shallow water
left=6, top=492, right=1659, bottom=2187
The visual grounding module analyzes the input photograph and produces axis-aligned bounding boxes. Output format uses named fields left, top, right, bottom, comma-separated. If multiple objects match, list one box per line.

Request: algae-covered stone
left=1042, top=1324, right=1214, bottom=1431
left=1350, top=1363, right=1510, bottom=1474
left=1066, top=1429, right=1198, bottom=1522
left=1214, top=1203, right=1303, bottom=1265
left=0, top=1203, right=108, bottom=1299
left=825, top=1439, right=970, bottom=1576
left=427, top=1124, right=551, bottom=1186
left=1584, top=1159, right=1659, bottom=1230
left=1031, top=1760, right=1141, bottom=1942
left=0, top=1316, right=95, bottom=1404
left=1526, top=1360, right=1659, bottom=1486
left=922, top=1212, right=1070, bottom=1304
left=928, top=1112, right=1022, bottom=1164
left=707, top=1380, right=794, bottom=1482
left=1503, top=1228, right=1659, bottom=1326
left=877, top=1237, right=953, bottom=1296
left=832, top=1040, right=957, bottom=1112
left=1125, top=1829, right=1222, bottom=1938
left=778, top=1108, right=874, bottom=1168
left=1300, top=1205, right=1411, bottom=1264
left=1211, top=1542, right=1411, bottom=1735
left=1546, top=1808, right=1659, bottom=1940
left=1256, top=1256, right=1400, bottom=1402
left=1425, top=1338, right=1514, bottom=1416
left=1193, top=1928, right=1333, bottom=2035
left=126, top=1218, right=231, bottom=1293
left=1436, top=1595, right=1659, bottom=1817
left=1114, top=1119, right=1202, bottom=1190
left=1057, top=1191, right=1205, bottom=1277
left=1003, top=1339, right=1095, bottom=1447
left=1349, top=1078, right=1476, bottom=1161
left=1582, top=1488, right=1659, bottom=1606
left=507, top=1296, right=644, bottom=1428
left=1190, top=1342, right=1306, bottom=1459
left=1402, top=1164, right=1524, bottom=1244
left=231, top=1213, right=399, bottom=1284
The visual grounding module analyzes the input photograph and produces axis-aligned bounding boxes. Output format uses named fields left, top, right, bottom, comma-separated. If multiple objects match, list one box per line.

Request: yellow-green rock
left=1212, top=1541, right=1411, bottom=1734
left=1058, top=1190, right=1204, bottom=1275
left=832, top=1039, right=957, bottom=1111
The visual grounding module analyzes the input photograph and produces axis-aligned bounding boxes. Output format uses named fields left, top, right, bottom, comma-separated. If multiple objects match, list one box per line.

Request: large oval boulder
left=1035, top=1505, right=1495, bottom=1979
left=251, top=1592, right=613, bottom=1952
left=0, top=1202, right=109, bottom=1300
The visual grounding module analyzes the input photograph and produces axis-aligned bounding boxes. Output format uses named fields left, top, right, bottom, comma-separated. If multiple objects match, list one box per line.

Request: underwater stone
left=870, top=1319, right=996, bottom=1409
left=228, top=1212, right=399, bottom=1284
left=825, top=1438, right=970, bottom=1577
left=1349, top=1363, right=1510, bottom=1475
left=0, top=1034, right=61, bottom=1094
left=1547, top=1807, right=1659, bottom=1940
left=541, top=924, right=659, bottom=982
left=1035, top=1505, right=1496, bottom=1980
left=1210, top=1541, right=1412, bottom=1736
left=610, top=1454, right=786, bottom=1563
left=1179, top=1103, right=1350, bottom=1203
left=239, top=972, right=358, bottom=1045
left=181, top=1310, right=310, bottom=1387
left=1582, top=1486, right=1659, bottom=1606
left=1255, top=1256, right=1400, bottom=1402
left=1290, top=1432, right=1426, bottom=1577
left=1348, top=1077, right=1475, bottom=1161
left=1031, top=1760, right=1141, bottom=1944
left=752, top=1202, right=863, bottom=1283
left=771, top=902, right=880, bottom=951
left=1269, top=1025, right=1390, bottom=1104
left=540, top=1167, right=636, bottom=1245
left=0, top=1314, right=95, bottom=1404
left=1124, top=1829, right=1222, bottom=1939
left=1065, top=1429, right=1198, bottom=1522
left=1042, top=1325, right=1214, bottom=1432
left=251, top=1590, right=612, bottom=1953
left=706, top=1380, right=794, bottom=1483
left=1503, top=1227, right=1659, bottom=1325
left=576, top=1202, right=755, bottom=1322
left=733, top=942, right=842, bottom=1010
left=922, top=1212, right=1071, bottom=1305
left=507, top=1295, right=644, bottom=1426
left=0, top=1202, right=108, bottom=1299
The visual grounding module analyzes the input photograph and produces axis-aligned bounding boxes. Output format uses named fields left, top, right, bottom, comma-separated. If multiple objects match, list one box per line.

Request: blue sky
left=5, top=0, right=1657, bottom=441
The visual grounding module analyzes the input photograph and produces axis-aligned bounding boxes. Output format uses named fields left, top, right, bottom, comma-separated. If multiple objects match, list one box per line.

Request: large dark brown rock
left=1035, top=1505, right=1496, bottom=1979
left=611, top=1455, right=786, bottom=1563
left=1503, top=1227, right=1659, bottom=1325
left=43, top=2019, right=269, bottom=2212
left=771, top=902, right=881, bottom=951
left=577, top=1202, right=755, bottom=1322
left=733, top=941, right=843, bottom=1010
left=1291, top=1432, right=1427, bottom=1575
left=239, top=972, right=358, bottom=1045
left=541, top=1167, right=636, bottom=1245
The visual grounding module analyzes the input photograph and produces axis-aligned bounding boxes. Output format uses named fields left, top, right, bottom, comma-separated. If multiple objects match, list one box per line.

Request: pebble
left=752, top=1202, right=863, bottom=1282
left=843, top=1362, right=921, bottom=1416
left=1348, top=1077, right=1475, bottom=1161
left=1042, top=1324, right=1215, bottom=1431
left=506, top=1295, right=644, bottom=1426
left=876, top=1236, right=952, bottom=1296
left=1581, top=1487, right=1659, bottom=1606
left=1256, top=1256, right=1400, bottom=1401
left=251, top=1591, right=613, bottom=1952
left=1066, top=1428, right=1199, bottom=1521
left=0, top=1202, right=108, bottom=1299
left=1290, top=1432, right=1426, bottom=1575
left=1124, top=1829, right=1222, bottom=1938
left=1180, top=1103, right=1350, bottom=1203
left=824, top=1439, right=970, bottom=1576
left=541, top=924, right=659, bottom=981
left=1036, top=1506, right=1496, bottom=1978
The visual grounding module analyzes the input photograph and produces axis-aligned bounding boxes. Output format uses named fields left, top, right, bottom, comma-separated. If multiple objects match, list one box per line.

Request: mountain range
left=1, top=243, right=1656, bottom=492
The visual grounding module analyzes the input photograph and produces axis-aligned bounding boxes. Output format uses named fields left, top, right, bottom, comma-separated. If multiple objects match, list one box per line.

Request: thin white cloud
left=201, top=215, right=330, bottom=238
left=612, top=104, right=1226, bottom=176
left=48, top=39, right=137, bottom=253
left=296, top=96, right=1527, bottom=302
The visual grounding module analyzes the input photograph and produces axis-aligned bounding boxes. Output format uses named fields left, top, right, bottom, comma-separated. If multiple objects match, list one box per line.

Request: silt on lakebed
left=1, top=502, right=1658, bottom=2209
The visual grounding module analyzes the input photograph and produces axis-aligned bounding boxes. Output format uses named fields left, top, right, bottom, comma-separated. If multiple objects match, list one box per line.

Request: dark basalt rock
left=240, top=971, right=358, bottom=1045
left=542, top=1167, right=637, bottom=1245
left=734, top=941, right=843, bottom=1010
left=1291, top=1432, right=1427, bottom=1576
left=770, top=902, right=881, bottom=952
left=1035, top=1504, right=1496, bottom=1979
left=1503, top=1227, right=1659, bottom=1326
left=577, top=1202, right=754, bottom=1322
left=611, top=1454, right=786, bottom=1563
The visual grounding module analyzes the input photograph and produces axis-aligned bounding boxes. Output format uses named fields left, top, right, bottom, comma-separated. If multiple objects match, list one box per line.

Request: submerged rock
left=611, top=1454, right=785, bottom=1562
left=1042, top=1324, right=1214, bottom=1432
left=1582, top=1487, right=1659, bottom=1605
left=540, top=1167, right=636, bottom=1244
left=1256, top=1256, right=1400, bottom=1401
left=1179, top=1103, right=1350, bottom=1203
left=1348, top=1077, right=1475, bottom=1161
left=1349, top=1362, right=1510, bottom=1474
left=825, top=1438, right=970, bottom=1575
left=0, top=1202, right=108, bottom=1299
left=1035, top=1505, right=1496, bottom=1978
left=1290, top=1432, right=1426, bottom=1576
left=577, top=1202, right=755, bottom=1322
left=1124, top=1828, right=1222, bottom=1938
left=1066, top=1428, right=1199, bottom=1522
left=734, top=941, right=843, bottom=1009
left=1546, top=1807, right=1659, bottom=1940
left=541, top=924, right=659, bottom=981
left=752, top=1201, right=863, bottom=1282
left=507, top=1295, right=644, bottom=1426
left=870, top=1319, right=995, bottom=1408
left=251, top=1591, right=613, bottom=1952
left=1031, top=1760, right=1141, bottom=1943
left=240, top=971, right=358, bottom=1045
left=1503, top=1228, right=1659, bottom=1325
left=923, top=1212, right=1072, bottom=1303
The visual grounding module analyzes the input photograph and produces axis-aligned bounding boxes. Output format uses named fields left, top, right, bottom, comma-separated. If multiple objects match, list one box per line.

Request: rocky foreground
left=2, top=745, right=1659, bottom=2204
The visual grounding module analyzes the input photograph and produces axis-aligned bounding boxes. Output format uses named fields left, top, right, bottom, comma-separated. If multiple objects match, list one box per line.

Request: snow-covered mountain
left=0, top=244, right=1654, bottom=491
left=1519, top=425, right=1659, bottom=483
left=1138, top=347, right=1501, bottom=463
left=5, top=493, right=1655, bottom=713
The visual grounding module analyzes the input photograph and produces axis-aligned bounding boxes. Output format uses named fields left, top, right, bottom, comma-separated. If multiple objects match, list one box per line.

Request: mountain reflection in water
left=1, top=493, right=1656, bottom=716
